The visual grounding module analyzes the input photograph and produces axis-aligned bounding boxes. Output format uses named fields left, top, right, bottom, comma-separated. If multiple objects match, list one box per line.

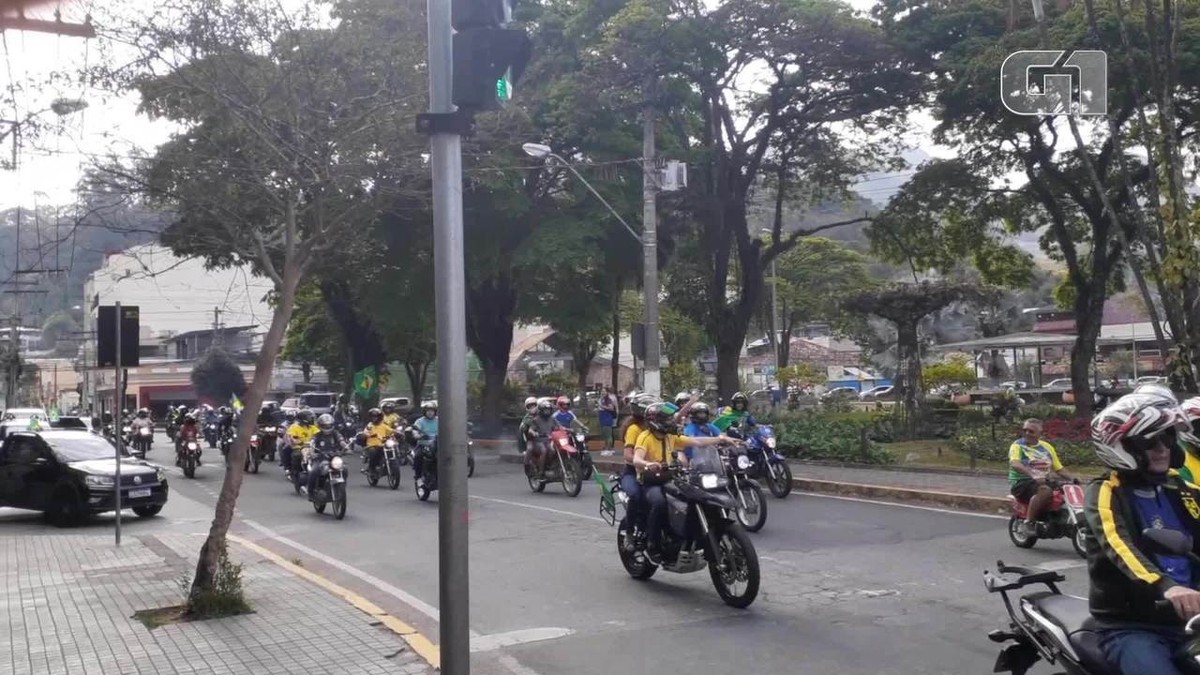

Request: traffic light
left=451, top=0, right=531, bottom=112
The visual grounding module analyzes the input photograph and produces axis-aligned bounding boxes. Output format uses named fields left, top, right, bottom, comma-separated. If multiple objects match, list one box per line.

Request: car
left=998, top=380, right=1030, bottom=390
left=1135, top=375, right=1167, bottom=386
left=380, top=396, right=413, bottom=415
left=859, top=385, right=895, bottom=400
left=820, top=386, right=860, bottom=402
left=298, top=392, right=337, bottom=416
left=0, top=430, right=169, bottom=526
left=2, top=407, right=47, bottom=420
left=1044, top=378, right=1073, bottom=390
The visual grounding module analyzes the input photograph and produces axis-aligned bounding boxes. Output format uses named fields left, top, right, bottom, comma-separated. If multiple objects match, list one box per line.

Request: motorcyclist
left=361, top=408, right=392, bottom=474
left=382, top=401, right=402, bottom=431
left=258, top=401, right=280, bottom=427
left=633, top=401, right=737, bottom=560
left=130, top=408, right=154, bottom=432
left=175, top=413, right=201, bottom=466
left=305, top=413, right=345, bottom=500
left=681, top=403, right=734, bottom=462
left=617, top=394, right=658, bottom=547
left=553, top=396, right=587, bottom=432
left=524, top=398, right=564, bottom=479
left=1177, top=396, right=1200, bottom=484
left=411, top=402, right=439, bottom=486
left=334, top=395, right=356, bottom=433
left=517, top=396, right=538, bottom=453
left=712, top=391, right=757, bottom=433
left=1085, top=392, right=1200, bottom=675
left=1009, top=418, right=1078, bottom=538
left=284, top=410, right=319, bottom=476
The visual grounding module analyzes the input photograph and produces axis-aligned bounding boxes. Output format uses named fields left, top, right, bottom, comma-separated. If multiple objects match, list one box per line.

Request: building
left=0, top=326, right=43, bottom=352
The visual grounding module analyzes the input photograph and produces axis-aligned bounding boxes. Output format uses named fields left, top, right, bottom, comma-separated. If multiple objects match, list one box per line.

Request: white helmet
left=1179, top=396, right=1200, bottom=447
left=1133, top=382, right=1177, bottom=404
left=1092, top=393, right=1189, bottom=471
left=524, top=396, right=538, bottom=409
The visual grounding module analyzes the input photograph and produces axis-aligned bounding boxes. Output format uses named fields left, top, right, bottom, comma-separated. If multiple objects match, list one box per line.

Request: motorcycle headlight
left=330, top=456, right=344, bottom=471
left=385, top=439, right=396, bottom=448
left=737, top=455, right=752, bottom=470
left=139, top=428, right=150, bottom=436
left=575, top=433, right=585, bottom=442
left=264, top=427, right=275, bottom=433
left=765, top=437, right=776, bottom=449
left=250, top=435, right=259, bottom=443
left=85, top=475, right=115, bottom=487
left=700, top=473, right=719, bottom=489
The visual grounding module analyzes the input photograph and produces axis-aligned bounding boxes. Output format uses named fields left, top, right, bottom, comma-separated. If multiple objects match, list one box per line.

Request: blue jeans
left=643, top=485, right=667, bottom=548
left=280, top=445, right=293, bottom=470
left=1101, top=628, right=1186, bottom=675
left=619, top=468, right=644, bottom=530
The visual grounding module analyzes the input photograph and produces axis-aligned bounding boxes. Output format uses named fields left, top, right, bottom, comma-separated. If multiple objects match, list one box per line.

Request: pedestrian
left=770, top=384, right=782, bottom=409
left=598, top=386, right=618, bottom=456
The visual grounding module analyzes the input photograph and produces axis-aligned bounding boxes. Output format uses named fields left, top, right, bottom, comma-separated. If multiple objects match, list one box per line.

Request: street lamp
left=760, top=229, right=780, bottom=383
left=523, top=141, right=661, bottom=396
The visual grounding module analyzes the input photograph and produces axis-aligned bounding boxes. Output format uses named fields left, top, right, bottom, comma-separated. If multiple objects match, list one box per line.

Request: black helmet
left=219, top=406, right=230, bottom=415
left=537, top=398, right=554, bottom=417
left=297, top=409, right=315, bottom=424
left=284, top=409, right=296, bottom=421
left=645, top=402, right=679, bottom=434
left=731, top=392, right=748, bottom=409
left=382, top=401, right=396, bottom=413
left=688, top=402, right=711, bottom=424
left=368, top=407, right=383, bottom=422
left=137, top=408, right=149, bottom=418
left=317, top=413, right=335, bottom=431
left=630, top=393, right=656, bottom=419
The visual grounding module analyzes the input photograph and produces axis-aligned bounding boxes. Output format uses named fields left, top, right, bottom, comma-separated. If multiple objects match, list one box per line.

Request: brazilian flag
left=353, top=366, right=378, bottom=399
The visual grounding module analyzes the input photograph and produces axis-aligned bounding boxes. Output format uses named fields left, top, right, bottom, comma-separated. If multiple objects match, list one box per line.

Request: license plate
left=128, top=488, right=152, bottom=499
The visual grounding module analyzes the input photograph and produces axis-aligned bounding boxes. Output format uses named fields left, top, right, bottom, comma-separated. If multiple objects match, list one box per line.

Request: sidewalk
left=0, top=527, right=434, bottom=675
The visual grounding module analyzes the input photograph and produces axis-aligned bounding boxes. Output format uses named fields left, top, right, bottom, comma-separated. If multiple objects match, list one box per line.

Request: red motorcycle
left=1007, top=479, right=1087, bottom=558
left=526, top=428, right=583, bottom=497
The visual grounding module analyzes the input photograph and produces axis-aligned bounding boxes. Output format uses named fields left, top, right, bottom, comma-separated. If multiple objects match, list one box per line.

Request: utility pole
left=641, top=88, right=661, bottom=398
left=212, top=307, right=223, bottom=348
left=113, top=301, right=123, bottom=547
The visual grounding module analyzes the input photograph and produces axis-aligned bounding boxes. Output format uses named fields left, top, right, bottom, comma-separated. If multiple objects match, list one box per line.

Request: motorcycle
left=720, top=444, right=767, bottom=532
left=219, top=428, right=235, bottom=463
left=392, top=428, right=414, bottom=466
left=259, top=425, right=278, bottom=462
left=1007, top=478, right=1088, bottom=558
left=408, top=428, right=440, bottom=501
left=600, top=445, right=760, bottom=608
left=127, top=425, right=152, bottom=459
left=984, top=528, right=1200, bottom=674
left=296, top=451, right=348, bottom=520
left=245, top=432, right=263, bottom=474
left=526, top=428, right=583, bottom=497
left=570, top=427, right=594, bottom=480
left=204, top=421, right=220, bottom=448
left=365, top=436, right=402, bottom=490
left=177, top=438, right=202, bottom=478
left=728, top=423, right=792, bottom=498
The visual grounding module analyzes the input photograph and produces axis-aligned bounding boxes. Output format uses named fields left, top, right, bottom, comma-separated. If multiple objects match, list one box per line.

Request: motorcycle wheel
left=736, top=482, right=767, bottom=533
left=183, top=456, right=196, bottom=479
left=313, top=498, right=327, bottom=514
left=415, top=477, right=431, bottom=501
left=367, top=470, right=379, bottom=487
left=765, top=460, right=793, bottom=498
left=1072, top=524, right=1087, bottom=559
left=525, top=463, right=546, bottom=493
left=709, top=523, right=760, bottom=609
left=1008, top=516, right=1038, bottom=549
left=581, top=454, right=594, bottom=481
left=468, top=453, right=475, bottom=478
left=561, top=455, right=583, bottom=497
left=388, top=463, right=400, bottom=490
left=332, top=485, right=347, bottom=520
left=617, top=518, right=657, bottom=580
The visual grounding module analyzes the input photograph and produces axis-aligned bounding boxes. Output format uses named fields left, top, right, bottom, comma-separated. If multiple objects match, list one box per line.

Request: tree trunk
left=465, top=279, right=516, bottom=430
left=611, top=285, right=620, bottom=394
left=715, top=342, right=742, bottom=400
left=404, top=361, right=429, bottom=405
left=778, top=298, right=793, bottom=369
left=190, top=260, right=300, bottom=602
left=1070, top=286, right=1105, bottom=416
left=321, top=279, right=387, bottom=406
left=895, top=320, right=921, bottom=437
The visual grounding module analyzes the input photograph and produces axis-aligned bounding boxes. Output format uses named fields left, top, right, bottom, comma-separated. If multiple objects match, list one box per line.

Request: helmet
left=1180, top=396, right=1200, bottom=445
left=688, top=402, right=711, bottom=424
left=630, top=393, right=657, bottom=419
left=1091, top=393, right=1189, bottom=472
left=297, top=409, right=315, bottom=425
left=645, top=402, right=680, bottom=434
left=368, top=407, right=383, bottom=422
left=317, top=414, right=334, bottom=431
left=556, top=396, right=570, bottom=410
left=730, top=392, right=748, bottom=409
left=184, top=413, right=197, bottom=423
left=382, top=401, right=396, bottom=413
left=137, top=408, right=149, bottom=418
left=263, top=401, right=279, bottom=411
left=623, top=390, right=639, bottom=406
left=537, top=398, right=554, bottom=417
left=524, top=396, right=538, bottom=410
left=284, top=409, right=296, bottom=421
left=1134, top=382, right=1177, bottom=403
left=122, top=408, right=130, bottom=416
left=674, top=392, right=690, bottom=407
left=422, top=400, right=438, bottom=411
left=219, top=406, right=230, bottom=415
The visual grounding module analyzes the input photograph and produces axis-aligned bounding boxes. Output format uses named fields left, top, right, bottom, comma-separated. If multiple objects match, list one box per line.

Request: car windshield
left=43, top=434, right=127, bottom=462
left=301, top=394, right=333, bottom=408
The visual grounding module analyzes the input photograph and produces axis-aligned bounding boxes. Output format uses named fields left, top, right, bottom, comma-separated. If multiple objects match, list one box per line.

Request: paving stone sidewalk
left=0, top=529, right=433, bottom=675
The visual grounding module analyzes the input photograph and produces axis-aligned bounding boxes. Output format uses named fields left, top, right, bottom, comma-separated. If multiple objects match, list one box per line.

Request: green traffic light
left=496, top=76, right=511, bottom=102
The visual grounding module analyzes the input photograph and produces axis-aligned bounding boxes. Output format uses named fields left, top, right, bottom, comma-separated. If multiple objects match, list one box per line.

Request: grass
left=878, top=438, right=1103, bottom=473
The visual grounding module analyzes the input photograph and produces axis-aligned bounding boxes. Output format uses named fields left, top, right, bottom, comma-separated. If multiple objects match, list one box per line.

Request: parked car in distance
left=1135, top=375, right=1166, bottom=386
left=0, top=430, right=169, bottom=526
left=820, top=386, right=860, bottom=402
left=280, top=397, right=300, bottom=414
left=1043, top=378, right=1073, bottom=390
left=2, top=407, right=48, bottom=420
left=998, top=380, right=1030, bottom=390
left=380, top=396, right=413, bottom=415
left=859, top=385, right=895, bottom=400
left=298, top=392, right=337, bottom=416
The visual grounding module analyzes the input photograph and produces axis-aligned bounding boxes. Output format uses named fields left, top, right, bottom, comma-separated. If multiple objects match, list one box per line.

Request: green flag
left=353, top=366, right=378, bottom=399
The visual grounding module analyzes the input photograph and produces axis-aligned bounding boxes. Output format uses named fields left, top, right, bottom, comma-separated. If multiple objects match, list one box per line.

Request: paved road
left=31, top=444, right=1095, bottom=674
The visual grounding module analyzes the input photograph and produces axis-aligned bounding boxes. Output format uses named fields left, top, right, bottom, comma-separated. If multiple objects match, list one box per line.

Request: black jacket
left=1084, top=470, right=1200, bottom=626
left=311, top=431, right=343, bottom=458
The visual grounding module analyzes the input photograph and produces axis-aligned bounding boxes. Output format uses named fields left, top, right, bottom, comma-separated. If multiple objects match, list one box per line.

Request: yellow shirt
left=624, top=422, right=646, bottom=449
left=365, top=422, right=393, bottom=448
left=635, top=429, right=684, bottom=465
left=383, top=413, right=402, bottom=429
left=289, top=423, right=318, bottom=446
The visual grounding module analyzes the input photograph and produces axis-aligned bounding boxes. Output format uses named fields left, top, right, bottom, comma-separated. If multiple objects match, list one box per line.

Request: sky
left=0, top=0, right=956, bottom=213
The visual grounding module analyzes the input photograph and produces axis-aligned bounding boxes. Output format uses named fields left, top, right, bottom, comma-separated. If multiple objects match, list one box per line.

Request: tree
left=844, top=281, right=996, bottom=435
left=777, top=362, right=823, bottom=391
left=923, top=356, right=978, bottom=393
left=97, top=0, right=427, bottom=605
left=590, top=0, right=925, bottom=398
left=280, top=284, right=345, bottom=388
left=191, top=348, right=247, bottom=406
left=766, top=237, right=875, bottom=368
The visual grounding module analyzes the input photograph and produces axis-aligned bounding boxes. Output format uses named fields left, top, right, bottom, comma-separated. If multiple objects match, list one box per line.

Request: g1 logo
left=1000, top=50, right=1107, bottom=116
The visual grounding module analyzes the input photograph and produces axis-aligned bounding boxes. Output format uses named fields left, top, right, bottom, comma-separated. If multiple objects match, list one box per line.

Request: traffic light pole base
left=417, top=112, right=476, bottom=136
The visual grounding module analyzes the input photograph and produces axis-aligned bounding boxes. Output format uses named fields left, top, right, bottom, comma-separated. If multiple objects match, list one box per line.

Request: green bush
left=953, top=423, right=1096, bottom=467
left=773, top=412, right=895, bottom=464
left=185, top=542, right=250, bottom=619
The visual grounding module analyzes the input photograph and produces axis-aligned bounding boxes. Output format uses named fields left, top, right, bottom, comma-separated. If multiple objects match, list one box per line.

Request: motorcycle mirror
left=1141, top=527, right=1193, bottom=556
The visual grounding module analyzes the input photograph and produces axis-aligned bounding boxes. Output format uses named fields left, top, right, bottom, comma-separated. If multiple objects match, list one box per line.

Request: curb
left=499, top=453, right=1010, bottom=515
left=228, top=534, right=441, bottom=670
left=789, top=459, right=1008, bottom=478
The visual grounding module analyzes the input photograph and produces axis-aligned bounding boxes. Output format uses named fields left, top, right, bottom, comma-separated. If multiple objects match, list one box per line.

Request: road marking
left=1035, top=558, right=1088, bottom=572
left=470, top=495, right=604, bottom=523
left=228, top=533, right=441, bottom=669
left=799, top=491, right=1010, bottom=520
left=471, top=627, right=575, bottom=653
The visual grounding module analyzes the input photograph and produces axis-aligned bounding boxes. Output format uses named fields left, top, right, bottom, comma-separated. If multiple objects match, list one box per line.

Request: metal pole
left=114, top=302, right=122, bottom=547
left=426, top=0, right=469, bottom=669
left=771, top=257, right=780, bottom=377
left=642, top=100, right=660, bottom=398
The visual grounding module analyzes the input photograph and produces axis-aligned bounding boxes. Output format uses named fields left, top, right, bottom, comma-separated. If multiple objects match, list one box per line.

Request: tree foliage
left=922, top=356, right=978, bottom=392
left=191, top=348, right=247, bottom=406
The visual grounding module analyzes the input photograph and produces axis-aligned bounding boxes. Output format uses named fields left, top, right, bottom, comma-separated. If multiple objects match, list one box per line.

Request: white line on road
left=471, top=628, right=575, bottom=653
left=798, top=491, right=1010, bottom=520
left=470, top=495, right=604, bottom=523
